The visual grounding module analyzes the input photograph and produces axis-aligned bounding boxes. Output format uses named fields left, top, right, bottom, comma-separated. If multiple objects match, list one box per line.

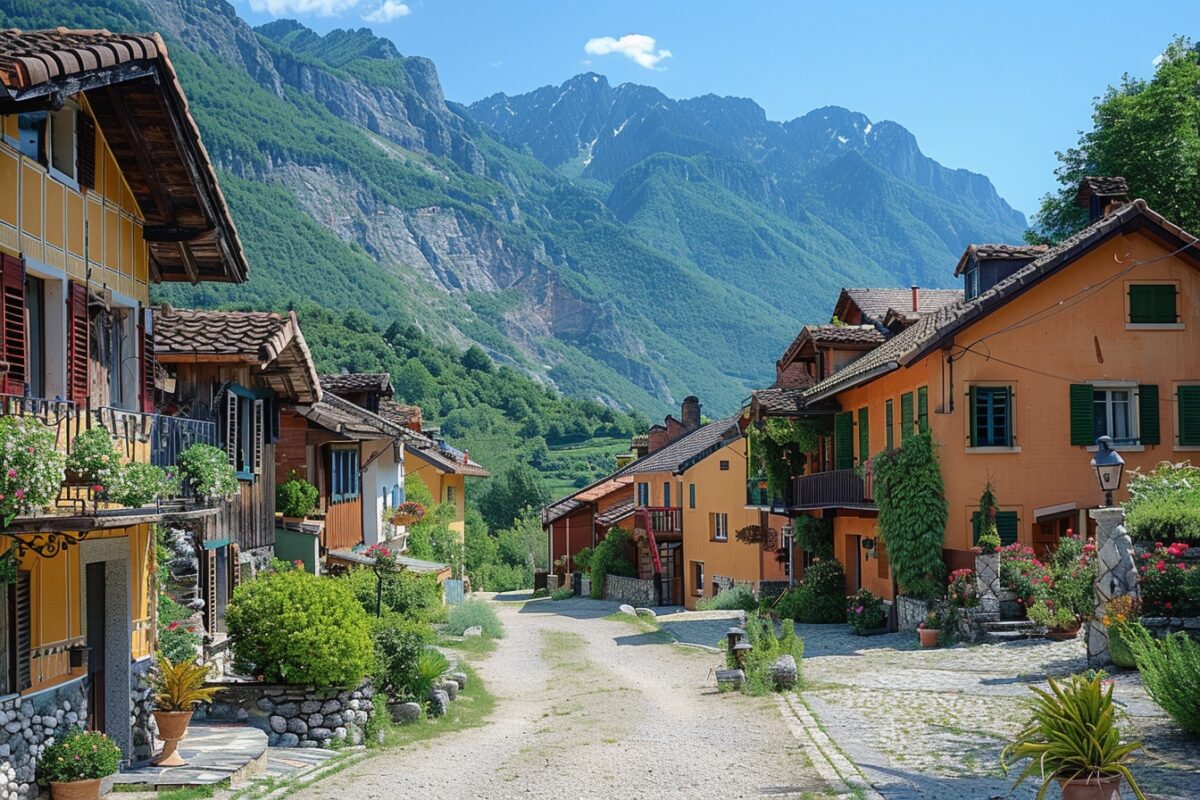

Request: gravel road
left=290, top=594, right=832, bottom=800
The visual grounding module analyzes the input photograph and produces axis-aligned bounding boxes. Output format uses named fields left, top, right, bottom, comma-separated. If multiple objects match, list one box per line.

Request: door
left=85, top=562, right=106, bottom=732
left=1033, top=515, right=1073, bottom=558
left=659, top=542, right=682, bottom=606
left=846, top=535, right=862, bottom=594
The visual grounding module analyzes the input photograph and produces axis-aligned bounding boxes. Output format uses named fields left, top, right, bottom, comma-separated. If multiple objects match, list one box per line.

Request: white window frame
left=46, top=103, right=79, bottom=189
left=1088, top=381, right=1142, bottom=450
left=712, top=512, right=728, bottom=542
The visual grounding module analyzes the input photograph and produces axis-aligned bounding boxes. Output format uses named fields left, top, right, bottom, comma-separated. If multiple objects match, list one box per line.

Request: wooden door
left=659, top=543, right=682, bottom=606
left=85, top=562, right=106, bottom=732
left=1033, top=516, right=1073, bottom=558
left=846, top=535, right=862, bottom=594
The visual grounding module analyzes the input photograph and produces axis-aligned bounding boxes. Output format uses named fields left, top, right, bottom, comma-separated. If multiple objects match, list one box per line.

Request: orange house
left=762, top=181, right=1200, bottom=599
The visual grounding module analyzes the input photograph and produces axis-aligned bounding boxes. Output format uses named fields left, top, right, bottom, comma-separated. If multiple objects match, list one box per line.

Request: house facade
left=0, top=27, right=247, bottom=786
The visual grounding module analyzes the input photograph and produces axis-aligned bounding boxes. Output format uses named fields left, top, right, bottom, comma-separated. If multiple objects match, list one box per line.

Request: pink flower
left=13, top=489, right=23, bottom=499
left=93, top=484, right=104, bottom=493
left=5, top=468, right=14, bottom=478
left=855, top=606, right=864, bottom=614
left=167, top=621, right=179, bottom=631
left=1156, top=560, right=1167, bottom=572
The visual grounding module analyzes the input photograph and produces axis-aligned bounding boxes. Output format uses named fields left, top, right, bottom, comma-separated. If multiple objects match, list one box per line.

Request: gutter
left=803, top=361, right=900, bottom=406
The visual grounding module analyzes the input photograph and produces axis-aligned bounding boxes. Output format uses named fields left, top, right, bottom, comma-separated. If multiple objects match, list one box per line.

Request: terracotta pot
left=1046, top=621, right=1082, bottom=641
left=50, top=779, right=103, bottom=800
left=390, top=513, right=419, bottom=526
left=1057, top=773, right=1123, bottom=800
left=153, top=709, right=193, bottom=766
left=918, top=628, right=940, bottom=648
left=1109, top=626, right=1138, bottom=669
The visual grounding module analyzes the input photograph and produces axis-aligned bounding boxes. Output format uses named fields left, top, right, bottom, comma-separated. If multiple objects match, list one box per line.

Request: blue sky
left=237, top=0, right=1192, bottom=218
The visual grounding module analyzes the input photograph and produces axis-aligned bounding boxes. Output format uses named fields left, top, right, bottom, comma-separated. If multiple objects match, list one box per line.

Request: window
left=1070, top=383, right=1158, bottom=447
left=1128, top=284, right=1178, bottom=324
left=964, top=267, right=980, bottom=300
left=446, top=485, right=456, bottom=505
left=970, top=386, right=1012, bottom=447
left=1093, top=387, right=1135, bottom=444
left=1179, top=386, right=1200, bottom=447
left=636, top=482, right=649, bottom=506
left=688, top=483, right=696, bottom=509
left=917, top=386, right=929, bottom=433
left=691, top=561, right=705, bottom=596
left=857, top=407, right=869, bottom=463
left=330, top=446, right=360, bottom=503
left=16, top=112, right=45, bottom=161
left=24, top=275, right=44, bottom=398
left=711, top=513, right=728, bottom=542
left=663, top=482, right=671, bottom=508
left=223, top=386, right=266, bottom=480
left=834, top=411, right=854, bottom=470
left=48, top=106, right=76, bottom=181
left=885, top=399, right=894, bottom=451
left=719, top=460, right=730, bottom=471
left=900, top=392, right=914, bottom=443
left=973, top=510, right=1019, bottom=546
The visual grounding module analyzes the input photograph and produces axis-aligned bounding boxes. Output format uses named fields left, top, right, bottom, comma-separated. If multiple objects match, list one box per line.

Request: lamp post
left=1090, top=435, right=1125, bottom=507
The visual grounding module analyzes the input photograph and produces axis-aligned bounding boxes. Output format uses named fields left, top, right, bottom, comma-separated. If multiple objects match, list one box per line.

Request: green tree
left=404, top=475, right=461, bottom=572
left=1028, top=38, right=1200, bottom=243
left=479, top=463, right=548, bottom=533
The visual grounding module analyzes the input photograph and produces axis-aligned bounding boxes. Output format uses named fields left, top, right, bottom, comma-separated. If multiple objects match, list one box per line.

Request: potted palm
left=1002, top=673, right=1146, bottom=800
left=39, top=728, right=122, bottom=800
left=147, top=655, right=219, bottom=766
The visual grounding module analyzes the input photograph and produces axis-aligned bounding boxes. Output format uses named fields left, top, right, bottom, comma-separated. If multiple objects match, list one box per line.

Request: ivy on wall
left=792, top=515, right=833, bottom=559
left=748, top=418, right=827, bottom=498
left=872, top=430, right=947, bottom=599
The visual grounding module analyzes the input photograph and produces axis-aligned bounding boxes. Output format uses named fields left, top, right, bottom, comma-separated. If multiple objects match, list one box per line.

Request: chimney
left=681, top=396, right=701, bottom=431
left=1076, top=176, right=1130, bottom=223
left=647, top=425, right=669, bottom=454
left=910, top=285, right=919, bottom=313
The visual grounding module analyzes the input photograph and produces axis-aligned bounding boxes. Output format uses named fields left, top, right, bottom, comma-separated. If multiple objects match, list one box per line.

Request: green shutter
left=834, top=411, right=854, bottom=470
left=1069, top=384, right=1094, bottom=446
left=1129, top=284, right=1178, bottom=324
left=858, top=407, right=870, bottom=464
left=900, top=392, right=914, bottom=443
left=969, top=386, right=979, bottom=447
left=885, top=399, right=894, bottom=451
left=996, top=511, right=1019, bottom=545
left=971, top=511, right=981, bottom=543
left=1157, top=285, right=1178, bottom=322
left=917, top=386, right=929, bottom=433
left=1179, top=386, right=1200, bottom=446
left=1138, top=384, right=1160, bottom=445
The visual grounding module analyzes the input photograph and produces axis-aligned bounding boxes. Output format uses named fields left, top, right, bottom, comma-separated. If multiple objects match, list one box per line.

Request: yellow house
left=404, top=439, right=489, bottom=542
left=0, top=28, right=247, bottom=782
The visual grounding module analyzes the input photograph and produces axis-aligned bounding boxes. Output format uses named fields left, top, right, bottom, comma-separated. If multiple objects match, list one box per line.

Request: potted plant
left=1028, top=599, right=1082, bottom=641
left=276, top=470, right=318, bottom=523
left=64, top=426, right=121, bottom=496
left=146, top=655, right=219, bottom=766
left=38, top=728, right=122, bottom=800
left=1002, top=673, right=1146, bottom=800
left=389, top=500, right=426, bottom=526
left=106, top=462, right=178, bottom=508
left=846, top=588, right=888, bottom=636
left=917, top=609, right=941, bottom=647
left=176, top=443, right=238, bottom=503
left=0, top=415, right=66, bottom=525
left=1100, top=596, right=1142, bottom=669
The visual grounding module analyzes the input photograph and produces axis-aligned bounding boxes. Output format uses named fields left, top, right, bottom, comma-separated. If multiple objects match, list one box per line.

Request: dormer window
left=964, top=266, right=980, bottom=300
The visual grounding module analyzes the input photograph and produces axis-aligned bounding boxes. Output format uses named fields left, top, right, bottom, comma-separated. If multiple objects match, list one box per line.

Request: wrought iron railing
left=149, top=415, right=217, bottom=469
left=788, top=468, right=874, bottom=509
left=0, top=394, right=84, bottom=453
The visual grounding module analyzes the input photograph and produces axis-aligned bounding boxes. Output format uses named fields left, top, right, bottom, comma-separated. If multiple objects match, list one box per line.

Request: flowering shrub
left=1138, top=542, right=1200, bottom=616
left=177, top=443, right=238, bottom=501
left=999, top=542, right=1051, bottom=607
left=38, top=728, right=122, bottom=782
left=1047, top=534, right=1097, bottom=617
left=108, top=462, right=179, bottom=508
left=947, top=568, right=979, bottom=608
left=846, top=588, right=887, bottom=633
left=0, top=415, right=65, bottom=524
left=366, top=542, right=400, bottom=573
left=1125, top=461, right=1200, bottom=542
left=65, top=426, right=121, bottom=490
left=1100, top=594, right=1141, bottom=628
left=390, top=500, right=426, bottom=523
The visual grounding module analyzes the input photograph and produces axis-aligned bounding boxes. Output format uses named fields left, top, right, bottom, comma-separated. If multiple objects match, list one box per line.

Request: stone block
left=307, top=713, right=324, bottom=728
left=277, top=733, right=300, bottom=748
left=324, top=712, right=344, bottom=728
left=389, top=702, right=422, bottom=724
left=300, top=700, right=322, bottom=714
left=268, top=715, right=287, bottom=734
left=287, top=717, right=307, bottom=735
left=450, top=671, right=468, bottom=689
left=463, top=626, right=483, bottom=638
left=618, top=604, right=637, bottom=616
left=308, top=726, right=333, bottom=741
left=275, top=702, right=299, bottom=717
left=427, top=689, right=450, bottom=717
left=255, top=697, right=274, bottom=712
left=321, top=699, right=341, bottom=714
left=771, top=655, right=798, bottom=690
left=715, top=669, right=745, bottom=689
left=440, top=680, right=458, bottom=701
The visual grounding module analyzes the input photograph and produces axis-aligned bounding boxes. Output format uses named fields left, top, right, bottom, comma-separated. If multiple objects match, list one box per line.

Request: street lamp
left=1090, top=435, right=1125, bottom=507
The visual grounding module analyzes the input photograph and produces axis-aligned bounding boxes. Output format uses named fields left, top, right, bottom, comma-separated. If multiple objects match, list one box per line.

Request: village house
left=0, top=26, right=248, bottom=782
left=756, top=179, right=1200, bottom=600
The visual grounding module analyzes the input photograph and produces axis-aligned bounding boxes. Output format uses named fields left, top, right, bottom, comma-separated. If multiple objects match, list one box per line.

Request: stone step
left=983, top=620, right=1039, bottom=631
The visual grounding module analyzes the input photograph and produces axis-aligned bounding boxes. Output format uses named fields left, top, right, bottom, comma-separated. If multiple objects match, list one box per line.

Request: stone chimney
left=1076, top=176, right=1130, bottom=223
left=910, top=285, right=919, bottom=312
left=681, top=396, right=702, bottom=431
left=646, top=425, right=669, bottom=454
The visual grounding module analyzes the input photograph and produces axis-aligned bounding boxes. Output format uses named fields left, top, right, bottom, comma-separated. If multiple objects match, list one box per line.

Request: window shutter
left=203, top=549, right=217, bottom=634
left=1129, top=285, right=1150, bottom=323
left=14, top=571, right=31, bottom=692
left=253, top=399, right=264, bottom=475
left=225, top=392, right=239, bottom=468
left=971, top=511, right=981, bottom=543
left=968, top=386, right=979, bottom=447
left=1157, top=285, right=1178, bottom=323
left=885, top=399, right=894, bottom=451
left=76, top=113, right=96, bottom=190
left=834, top=411, right=854, bottom=470
left=1138, top=384, right=1160, bottom=445
left=66, top=281, right=89, bottom=405
left=917, top=386, right=929, bottom=433
left=689, top=483, right=695, bottom=509
left=1177, top=386, right=1200, bottom=446
left=857, top=407, right=869, bottom=464
left=138, top=308, right=155, bottom=413
left=0, top=255, right=27, bottom=395
left=229, top=543, right=242, bottom=595
left=996, top=511, right=1019, bottom=546
left=900, top=392, right=914, bottom=443
left=1069, top=384, right=1093, bottom=446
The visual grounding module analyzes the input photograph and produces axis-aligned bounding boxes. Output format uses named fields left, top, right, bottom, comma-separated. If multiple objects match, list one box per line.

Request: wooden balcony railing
left=634, top=506, right=682, bottom=537
left=788, top=467, right=874, bottom=510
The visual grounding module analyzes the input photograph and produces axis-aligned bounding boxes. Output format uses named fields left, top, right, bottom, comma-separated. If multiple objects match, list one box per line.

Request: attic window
left=48, top=106, right=76, bottom=180
left=719, top=460, right=730, bottom=471
left=964, top=266, right=980, bottom=300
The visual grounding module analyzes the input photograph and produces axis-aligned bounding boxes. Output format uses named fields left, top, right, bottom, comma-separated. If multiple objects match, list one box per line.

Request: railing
left=788, top=468, right=874, bottom=509
left=149, top=415, right=217, bottom=468
left=0, top=394, right=84, bottom=453
left=634, top=506, right=683, bottom=536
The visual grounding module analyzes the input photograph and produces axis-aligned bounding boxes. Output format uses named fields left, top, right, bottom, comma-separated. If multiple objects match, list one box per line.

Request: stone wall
left=758, top=580, right=791, bottom=602
left=0, top=678, right=87, bottom=800
left=604, top=574, right=657, bottom=607
left=199, top=680, right=374, bottom=748
left=129, top=658, right=157, bottom=763
left=1141, top=616, right=1200, bottom=639
left=895, top=595, right=929, bottom=632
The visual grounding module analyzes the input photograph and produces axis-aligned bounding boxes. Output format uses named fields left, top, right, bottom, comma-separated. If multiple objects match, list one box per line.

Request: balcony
left=634, top=506, right=683, bottom=538
left=746, top=477, right=786, bottom=510
left=788, top=467, right=874, bottom=510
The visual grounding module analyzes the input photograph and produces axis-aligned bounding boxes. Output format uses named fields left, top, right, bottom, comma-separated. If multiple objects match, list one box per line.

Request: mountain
left=0, top=0, right=1026, bottom=418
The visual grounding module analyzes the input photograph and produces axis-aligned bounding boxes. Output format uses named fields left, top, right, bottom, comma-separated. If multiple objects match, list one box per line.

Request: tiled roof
left=0, top=29, right=247, bottom=284
left=298, top=392, right=428, bottom=443
left=841, top=288, right=964, bottom=324
left=953, top=243, right=1048, bottom=276
left=1076, top=176, right=1129, bottom=204
left=804, top=200, right=1198, bottom=402
left=407, top=439, right=490, bottom=477
left=805, top=324, right=887, bottom=345
left=376, top=400, right=422, bottom=429
left=154, top=307, right=321, bottom=404
left=320, top=373, right=393, bottom=397
left=595, top=498, right=635, bottom=526
left=750, top=386, right=807, bottom=417
left=620, top=415, right=741, bottom=476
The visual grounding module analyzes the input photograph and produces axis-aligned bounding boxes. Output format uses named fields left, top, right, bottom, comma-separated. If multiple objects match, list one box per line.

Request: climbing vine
left=748, top=418, right=827, bottom=498
left=792, top=515, right=833, bottom=559
left=873, top=430, right=947, bottom=599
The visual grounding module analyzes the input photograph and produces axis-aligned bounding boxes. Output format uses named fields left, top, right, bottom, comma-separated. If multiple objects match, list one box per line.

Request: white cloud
left=584, top=34, right=672, bottom=69
left=364, top=0, right=410, bottom=22
left=248, top=0, right=360, bottom=15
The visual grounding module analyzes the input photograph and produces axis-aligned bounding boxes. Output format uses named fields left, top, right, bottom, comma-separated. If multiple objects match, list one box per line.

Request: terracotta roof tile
left=842, top=288, right=964, bottom=324
left=804, top=324, right=887, bottom=345
left=620, top=416, right=741, bottom=476
left=0, top=28, right=160, bottom=90
left=321, top=373, right=394, bottom=397
left=954, top=243, right=1048, bottom=276
left=1076, top=176, right=1130, bottom=206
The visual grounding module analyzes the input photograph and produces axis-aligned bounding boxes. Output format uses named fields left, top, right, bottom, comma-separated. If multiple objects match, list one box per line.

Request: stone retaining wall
left=130, top=658, right=157, bottom=763
left=895, top=595, right=929, bottom=632
left=1141, top=616, right=1200, bottom=639
left=199, top=679, right=374, bottom=748
left=0, top=678, right=87, bottom=800
left=604, top=574, right=657, bottom=607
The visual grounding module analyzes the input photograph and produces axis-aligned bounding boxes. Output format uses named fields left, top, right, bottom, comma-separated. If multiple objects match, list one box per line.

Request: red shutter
left=0, top=255, right=26, bottom=395
left=66, top=281, right=89, bottom=405
left=139, top=307, right=155, bottom=413
left=76, top=113, right=96, bottom=191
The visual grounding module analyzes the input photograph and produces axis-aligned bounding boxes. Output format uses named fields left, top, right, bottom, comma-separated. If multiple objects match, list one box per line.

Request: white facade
left=362, top=437, right=406, bottom=547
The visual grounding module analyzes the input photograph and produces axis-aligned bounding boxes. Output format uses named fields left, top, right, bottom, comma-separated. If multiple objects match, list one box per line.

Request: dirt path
left=290, top=595, right=834, bottom=800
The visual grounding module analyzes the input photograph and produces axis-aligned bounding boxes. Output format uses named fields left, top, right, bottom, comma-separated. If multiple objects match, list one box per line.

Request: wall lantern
left=1090, top=435, right=1125, bottom=507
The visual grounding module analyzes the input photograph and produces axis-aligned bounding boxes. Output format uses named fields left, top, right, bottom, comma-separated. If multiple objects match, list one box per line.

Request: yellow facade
left=404, top=451, right=467, bottom=538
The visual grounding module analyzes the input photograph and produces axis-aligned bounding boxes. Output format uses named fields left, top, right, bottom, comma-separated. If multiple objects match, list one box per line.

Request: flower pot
left=390, top=513, right=419, bottom=526
left=918, top=628, right=940, bottom=648
left=1045, top=621, right=1082, bottom=641
left=1109, top=626, right=1137, bottom=669
left=50, top=779, right=103, bottom=800
left=152, top=709, right=193, bottom=766
left=1057, top=773, right=1123, bottom=800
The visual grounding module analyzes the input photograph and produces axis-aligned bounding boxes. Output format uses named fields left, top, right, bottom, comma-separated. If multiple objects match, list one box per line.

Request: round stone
left=268, top=715, right=287, bottom=734
left=299, top=700, right=322, bottom=714
left=287, top=718, right=307, bottom=735
left=307, top=713, right=324, bottom=727
left=277, top=733, right=300, bottom=747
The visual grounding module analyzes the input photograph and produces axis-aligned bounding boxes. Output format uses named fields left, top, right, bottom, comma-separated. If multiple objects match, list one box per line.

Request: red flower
left=1156, top=560, right=1167, bottom=572
left=167, top=621, right=179, bottom=631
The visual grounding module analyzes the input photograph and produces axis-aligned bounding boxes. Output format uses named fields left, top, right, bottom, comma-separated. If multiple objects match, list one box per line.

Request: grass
left=158, top=787, right=222, bottom=800
left=446, top=599, right=504, bottom=639
left=440, top=634, right=498, bottom=656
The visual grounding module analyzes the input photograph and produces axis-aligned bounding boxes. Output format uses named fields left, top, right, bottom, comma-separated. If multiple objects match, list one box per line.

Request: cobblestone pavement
left=795, top=624, right=1200, bottom=800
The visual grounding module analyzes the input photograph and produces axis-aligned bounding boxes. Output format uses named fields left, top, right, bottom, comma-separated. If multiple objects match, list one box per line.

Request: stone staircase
left=981, top=619, right=1044, bottom=643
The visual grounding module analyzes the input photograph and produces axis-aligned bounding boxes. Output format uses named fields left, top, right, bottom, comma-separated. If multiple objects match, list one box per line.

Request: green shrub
left=39, top=728, right=122, bottom=782
left=276, top=471, right=319, bottom=518
left=873, top=431, right=948, bottom=599
left=157, top=594, right=201, bottom=663
left=550, top=587, right=574, bottom=600
left=727, top=614, right=804, bottom=695
left=846, top=588, right=887, bottom=633
left=446, top=598, right=503, bottom=638
left=177, top=443, right=239, bottom=500
left=697, top=583, right=758, bottom=611
left=411, top=649, right=450, bottom=705
left=792, top=515, right=833, bottom=559
left=1125, top=461, right=1200, bottom=542
left=371, top=614, right=435, bottom=701
left=1048, top=534, right=1097, bottom=617
left=226, top=567, right=374, bottom=686
left=340, top=565, right=445, bottom=622
left=108, top=462, right=179, bottom=507
left=1125, top=625, right=1200, bottom=733
left=583, top=527, right=635, bottom=599
left=778, top=558, right=846, bottom=623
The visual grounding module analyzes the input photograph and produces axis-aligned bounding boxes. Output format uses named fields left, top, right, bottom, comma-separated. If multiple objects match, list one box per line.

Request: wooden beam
left=156, top=353, right=259, bottom=364
left=103, top=84, right=176, bottom=224
left=143, top=225, right=214, bottom=243
left=176, top=240, right=200, bottom=284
